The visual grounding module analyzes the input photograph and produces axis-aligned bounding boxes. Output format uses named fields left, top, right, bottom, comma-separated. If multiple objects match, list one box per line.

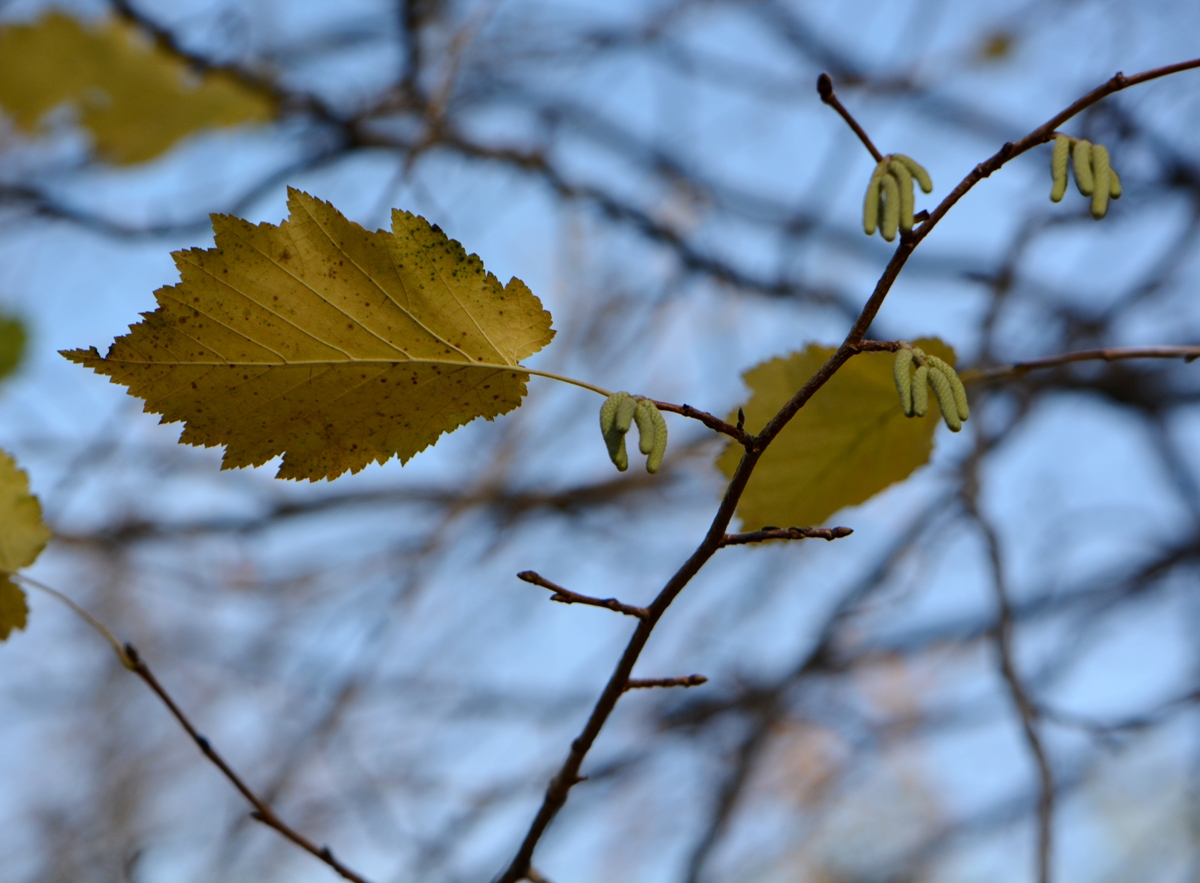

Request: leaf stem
left=521, top=368, right=612, bottom=397
left=10, top=572, right=132, bottom=668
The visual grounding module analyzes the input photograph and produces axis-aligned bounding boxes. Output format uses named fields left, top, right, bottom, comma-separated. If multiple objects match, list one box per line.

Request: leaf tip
left=60, top=346, right=102, bottom=365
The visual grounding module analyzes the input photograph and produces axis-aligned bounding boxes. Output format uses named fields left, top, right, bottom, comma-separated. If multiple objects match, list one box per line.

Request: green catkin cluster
left=599, top=392, right=668, bottom=473
left=892, top=347, right=970, bottom=432
left=863, top=154, right=933, bottom=242
left=1050, top=134, right=1121, bottom=219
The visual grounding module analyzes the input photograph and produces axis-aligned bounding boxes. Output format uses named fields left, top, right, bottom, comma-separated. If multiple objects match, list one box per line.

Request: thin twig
left=650, top=400, right=753, bottom=446
left=1038, top=689, right=1200, bottom=738
left=817, top=73, right=885, bottom=162
left=624, top=675, right=708, bottom=691
left=719, top=526, right=853, bottom=546
left=14, top=576, right=370, bottom=881
left=12, top=573, right=132, bottom=668
left=493, top=56, right=1200, bottom=883
left=963, top=345, right=1200, bottom=384
left=850, top=339, right=905, bottom=353
left=122, top=644, right=374, bottom=883
left=968, top=511, right=1054, bottom=883
left=517, top=571, right=648, bottom=619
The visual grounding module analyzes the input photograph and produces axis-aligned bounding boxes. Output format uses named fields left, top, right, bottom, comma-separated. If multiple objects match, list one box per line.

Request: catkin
left=896, top=154, right=933, bottom=194
left=614, top=395, right=637, bottom=435
left=633, top=399, right=658, bottom=456
left=889, top=159, right=915, bottom=232
left=1109, top=167, right=1122, bottom=199
left=923, top=355, right=969, bottom=421
left=863, top=162, right=887, bottom=235
left=894, top=348, right=915, bottom=417
left=912, top=365, right=930, bottom=417
left=599, top=392, right=622, bottom=435
left=1072, top=139, right=1094, bottom=196
left=1090, top=144, right=1112, bottom=219
left=927, top=367, right=962, bottom=432
left=881, top=172, right=901, bottom=242
left=1050, top=135, right=1070, bottom=202
left=646, top=406, right=668, bottom=474
left=601, top=392, right=632, bottom=471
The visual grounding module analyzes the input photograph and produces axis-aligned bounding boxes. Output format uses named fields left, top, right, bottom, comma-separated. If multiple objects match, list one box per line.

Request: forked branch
left=494, top=55, right=1200, bottom=883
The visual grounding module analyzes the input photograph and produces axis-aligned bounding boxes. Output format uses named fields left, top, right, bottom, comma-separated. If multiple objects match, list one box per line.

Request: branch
left=1038, top=688, right=1200, bottom=738
left=624, top=675, right=708, bottom=691
left=963, top=345, right=1200, bottom=384
left=909, top=58, right=1200, bottom=252
left=967, top=510, right=1054, bottom=883
left=494, top=57, right=1200, bottom=883
left=122, top=644, right=373, bottom=883
left=817, top=73, right=884, bottom=162
left=719, top=526, right=853, bottom=546
left=517, top=571, right=648, bottom=619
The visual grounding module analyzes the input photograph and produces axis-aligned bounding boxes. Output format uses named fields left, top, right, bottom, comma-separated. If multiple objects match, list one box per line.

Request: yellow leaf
left=64, top=188, right=557, bottom=481
left=0, top=12, right=274, bottom=164
left=717, top=339, right=955, bottom=529
left=0, top=579, right=28, bottom=641
left=0, top=449, right=50, bottom=640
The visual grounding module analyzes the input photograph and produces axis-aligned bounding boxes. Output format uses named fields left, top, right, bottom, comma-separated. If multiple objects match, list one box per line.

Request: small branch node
left=519, top=571, right=648, bottom=618
left=719, top=526, right=853, bottom=547
left=816, top=72, right=833, bottom=101
left=853, top=339, right=904, bottom=353
left=625, top=674, right=708, bottom=691
left=195, top=734, right=211, bottom=752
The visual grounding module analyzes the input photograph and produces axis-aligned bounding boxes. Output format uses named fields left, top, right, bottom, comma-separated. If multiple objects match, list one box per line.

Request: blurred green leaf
left=978, top=30, right=1016, bottom=62
left=0, top=315, right=26, bottom=382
